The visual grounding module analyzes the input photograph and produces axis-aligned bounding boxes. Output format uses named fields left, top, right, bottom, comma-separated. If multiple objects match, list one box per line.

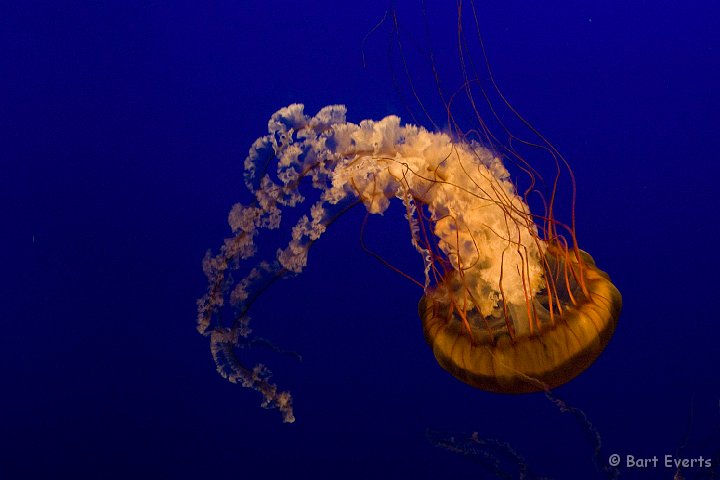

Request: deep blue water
left=5, top=1, right=720, bottom=479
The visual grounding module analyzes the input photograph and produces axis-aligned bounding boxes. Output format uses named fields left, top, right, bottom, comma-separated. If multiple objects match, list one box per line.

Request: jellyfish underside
left=420, top=246, right=622, bottom=393
left=198, top=103, right=622, bottom=421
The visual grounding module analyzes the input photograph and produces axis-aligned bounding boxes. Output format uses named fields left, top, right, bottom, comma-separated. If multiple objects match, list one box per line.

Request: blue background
left=4, top=1, right=720, bottom=478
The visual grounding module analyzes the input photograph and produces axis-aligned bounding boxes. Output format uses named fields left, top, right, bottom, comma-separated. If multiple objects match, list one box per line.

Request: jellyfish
left=196, top=102, right=622, bottom=423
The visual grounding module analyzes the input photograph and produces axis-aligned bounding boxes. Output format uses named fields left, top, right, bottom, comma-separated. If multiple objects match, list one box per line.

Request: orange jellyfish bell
left=419, top=245, right=622, bottom=393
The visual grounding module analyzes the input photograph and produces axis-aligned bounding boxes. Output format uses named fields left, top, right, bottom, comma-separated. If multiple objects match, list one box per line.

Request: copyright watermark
left=607, top=453, right=711, bottom=469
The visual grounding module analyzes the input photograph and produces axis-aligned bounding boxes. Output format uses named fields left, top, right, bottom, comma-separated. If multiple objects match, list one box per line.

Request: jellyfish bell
left=197, top=102, right=622, bottom=421
left=419, top=245, right=622, bottom=394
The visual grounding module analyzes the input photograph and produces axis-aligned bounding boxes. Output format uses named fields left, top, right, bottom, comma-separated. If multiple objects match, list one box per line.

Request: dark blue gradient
left=4, top=1, right=719, bottom=479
